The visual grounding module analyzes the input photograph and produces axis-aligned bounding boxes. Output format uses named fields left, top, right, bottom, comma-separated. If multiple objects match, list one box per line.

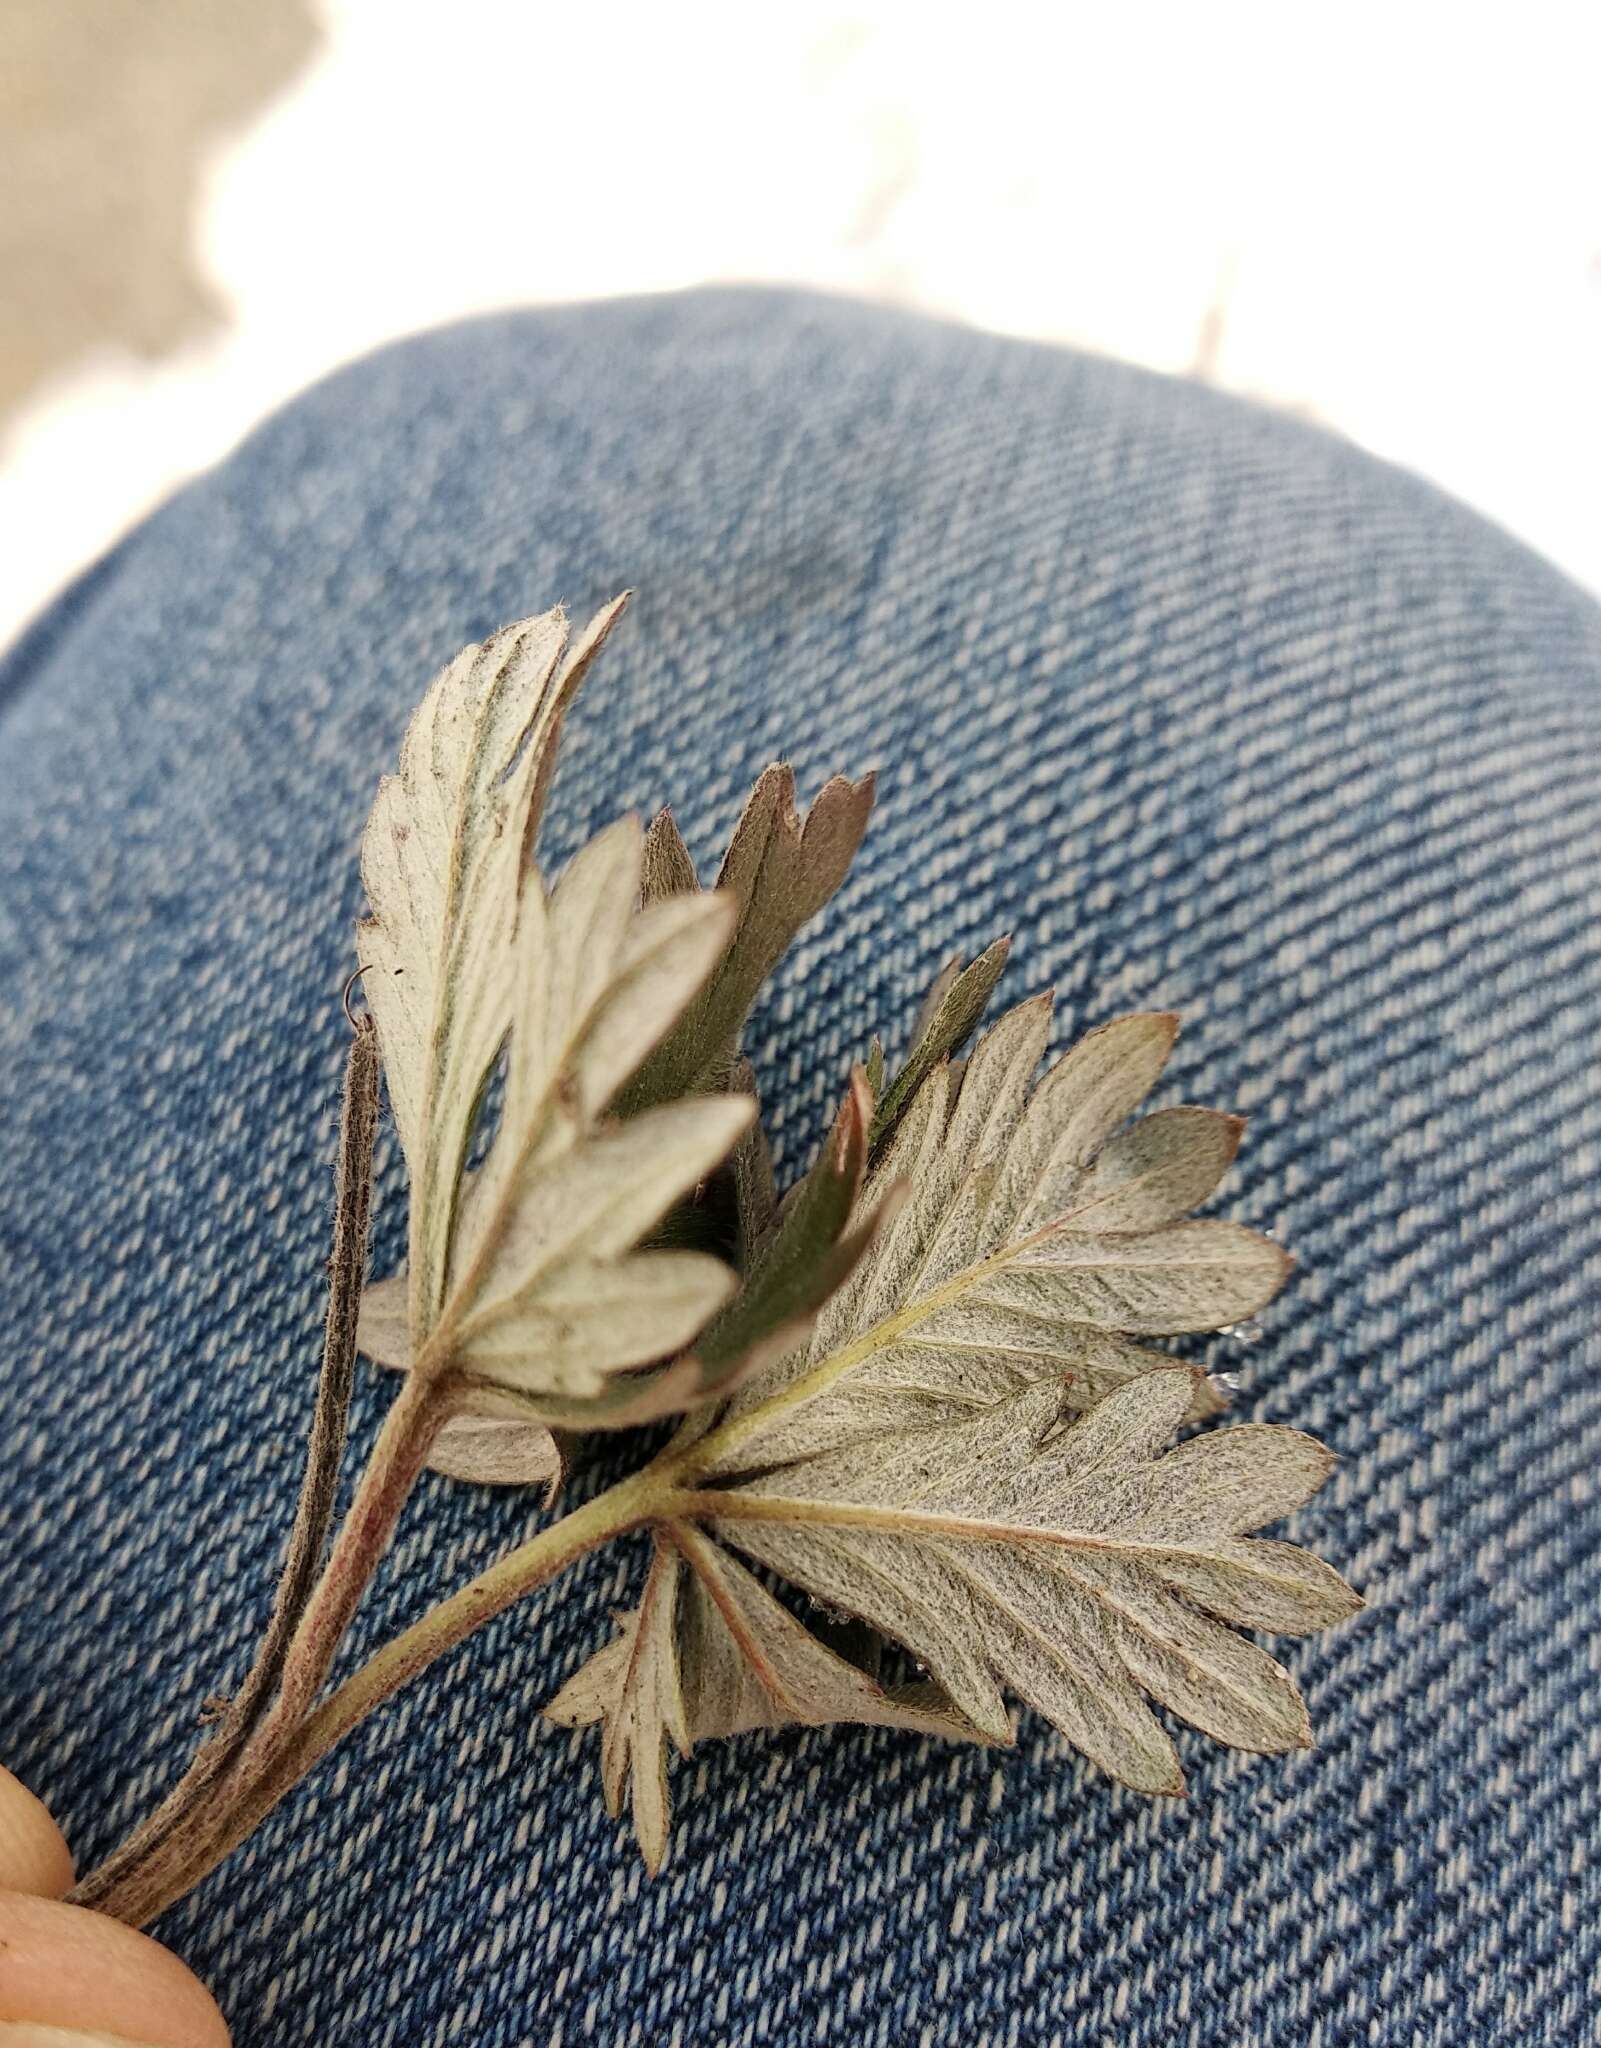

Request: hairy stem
left=94, top=1362, right=449, bottom=1926
left=72, top=1018, right=381, bottom=1913
left=78, top=993, right=871, bottom=1925
left=118, top=1463, right=663, bottom=1925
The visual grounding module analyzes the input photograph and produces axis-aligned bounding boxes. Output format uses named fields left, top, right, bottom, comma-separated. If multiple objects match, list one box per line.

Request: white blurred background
left=3, top=0, right=1598, bottom=649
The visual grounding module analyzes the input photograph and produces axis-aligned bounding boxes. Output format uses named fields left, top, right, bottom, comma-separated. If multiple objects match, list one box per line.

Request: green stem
left=120, top=1462, right=664, bottom=1925
left=102, top=1328, right=843, bottom=1928
left=87, top=1155, right=906, bottom=1924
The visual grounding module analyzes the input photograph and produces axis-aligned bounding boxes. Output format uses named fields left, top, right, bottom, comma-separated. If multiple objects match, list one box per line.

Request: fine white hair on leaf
left=548, top=995, right=1358, bottom=1867
left=352, top=597, right=757, bottom=1470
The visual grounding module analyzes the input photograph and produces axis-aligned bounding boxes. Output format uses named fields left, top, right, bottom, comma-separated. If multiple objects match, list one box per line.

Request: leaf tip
left=587, top=587, right=633, bottom=633
left=1191, top=1373, right=1231, bottom=1420
left=1267, top=1240, right=1298, bottom=1294
left=1286, top=1693, right=1316, bottom=1751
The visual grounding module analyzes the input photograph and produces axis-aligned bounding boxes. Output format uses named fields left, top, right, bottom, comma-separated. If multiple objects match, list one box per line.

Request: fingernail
left=0, top=2024, right=166, bottom=2047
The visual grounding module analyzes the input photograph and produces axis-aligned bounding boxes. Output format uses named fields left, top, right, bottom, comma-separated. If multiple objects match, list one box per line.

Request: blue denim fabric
left=2, top=285, right=1598, bottom=2047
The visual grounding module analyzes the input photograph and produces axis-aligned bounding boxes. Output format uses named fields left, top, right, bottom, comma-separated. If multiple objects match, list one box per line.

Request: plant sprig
left=71, top=594, right=1358, bottom=1926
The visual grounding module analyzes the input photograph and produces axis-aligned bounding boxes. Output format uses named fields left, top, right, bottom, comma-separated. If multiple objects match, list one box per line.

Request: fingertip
left=0, top=1893, right=230, bottom=2047
left=0, top=1770, right=74, bottom=1900
left=0, top=2026, right=175, bottom=2045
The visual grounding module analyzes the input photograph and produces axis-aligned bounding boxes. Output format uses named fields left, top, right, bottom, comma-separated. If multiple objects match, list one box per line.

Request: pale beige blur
left=0, top=0, right=317, bottom=426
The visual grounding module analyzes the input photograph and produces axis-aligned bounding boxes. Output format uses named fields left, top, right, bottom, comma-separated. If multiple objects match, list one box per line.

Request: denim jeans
left=1, top=286, right=1596, bottom=2047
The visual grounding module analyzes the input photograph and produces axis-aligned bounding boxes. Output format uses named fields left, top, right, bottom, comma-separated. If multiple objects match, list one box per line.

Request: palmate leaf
left=361, top=813, right=750, bottom=1412
left=547, top=995, right=1359, bottom=1866
left=353, top=600, right=757, bottom=1447
left=698, top=1371, right=1358, bottom=1779
left=369, top=762, right=884, bottom=1486
left=433, top=821, right=746, bottom=1392
left=554, top=1371, right=1357, bottom=1867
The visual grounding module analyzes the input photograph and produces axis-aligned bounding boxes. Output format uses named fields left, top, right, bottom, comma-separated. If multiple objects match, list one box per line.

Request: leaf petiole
left=71, top=1016, right=383, bottom=1913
